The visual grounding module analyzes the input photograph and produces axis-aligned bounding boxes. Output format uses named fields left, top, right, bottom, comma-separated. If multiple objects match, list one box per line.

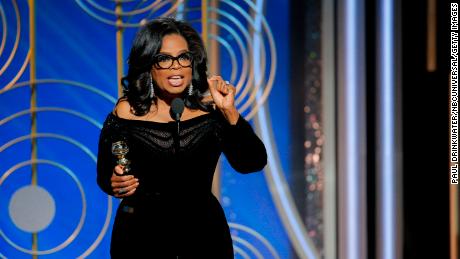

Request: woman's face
left=151, top=34, right=193, bottom=98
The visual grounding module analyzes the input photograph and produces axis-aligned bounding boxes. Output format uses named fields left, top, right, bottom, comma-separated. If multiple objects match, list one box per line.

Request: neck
left=156, top=93, right=183, bottom=108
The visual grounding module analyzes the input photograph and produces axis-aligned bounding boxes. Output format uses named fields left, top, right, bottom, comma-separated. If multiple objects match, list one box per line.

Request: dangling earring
left=188, top=83, right=193, bottom=96
left=150, top=75, right=155, bottom=98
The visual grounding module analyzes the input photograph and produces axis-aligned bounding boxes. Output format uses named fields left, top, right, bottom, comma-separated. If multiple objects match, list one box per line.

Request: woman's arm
left=96, top=113, right=140, bottom=197
left=96, top=121, right=117, bottom=195
left=219, top=114, right=267, bottom=173
left=206, top=75, right=267, bottom=173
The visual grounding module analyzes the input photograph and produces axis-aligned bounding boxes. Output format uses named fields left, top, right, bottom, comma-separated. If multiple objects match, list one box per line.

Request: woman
left=96, top=17, right=267, bottom=258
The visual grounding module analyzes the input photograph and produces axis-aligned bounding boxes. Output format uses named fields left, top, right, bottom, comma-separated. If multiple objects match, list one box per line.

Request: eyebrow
left=157, top=50, right=190, bottom=56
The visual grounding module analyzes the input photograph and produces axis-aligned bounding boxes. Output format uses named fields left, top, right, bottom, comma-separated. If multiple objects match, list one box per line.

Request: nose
left=170, top=59, right=181, bottom=70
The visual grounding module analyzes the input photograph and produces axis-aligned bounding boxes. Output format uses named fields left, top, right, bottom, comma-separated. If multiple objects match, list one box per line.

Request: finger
left=111, top=177, right=138, bottom=188
left=117, top=187, right=137, bottom=198
left=124, top=188, right=137, bottom=197
left=122, top=181, right=140, bottom=193
left=218, top=80, right=229, bottom=93
left=115, top=188, right=130, bottom=198
left=216, top=81, right=223, bottom=92
left=207, top=78, right=220, bottom=97
left=218, top=81, right=233, bottom=96
left=223, top=84, right=230, bottom=95
left=227, top=86, right=235, bottom=98
left=209, top=75, right=225, bottom=86
left=111, top=173, right=134, bottom=183
left=114, top=181, right=139, bottom=196
left=228, top=85, right=236, bottom=96
left=210, top=75, right=223, bottom=81
left=116, top=187, right=128, bottom=195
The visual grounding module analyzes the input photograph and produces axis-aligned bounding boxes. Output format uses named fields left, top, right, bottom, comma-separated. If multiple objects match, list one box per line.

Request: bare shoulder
left=182, top=108, right=210, bottom=120
left=113, top=99, right=133, bottom=119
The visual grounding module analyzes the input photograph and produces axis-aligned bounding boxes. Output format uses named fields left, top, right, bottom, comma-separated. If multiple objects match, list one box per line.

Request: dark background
left=291, top=0, right=452, bottom=258
left=400, top=1, right=450, bottom=258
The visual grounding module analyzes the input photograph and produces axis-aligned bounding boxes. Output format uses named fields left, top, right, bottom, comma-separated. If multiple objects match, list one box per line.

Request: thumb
left=114, top=165, right=124, bottom=175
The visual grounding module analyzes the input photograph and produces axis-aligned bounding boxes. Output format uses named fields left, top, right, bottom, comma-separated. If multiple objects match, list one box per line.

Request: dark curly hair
left=121, top=17, right=212, bottom=116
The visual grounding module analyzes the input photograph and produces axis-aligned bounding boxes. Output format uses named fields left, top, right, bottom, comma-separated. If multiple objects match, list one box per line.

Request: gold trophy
left=111, top=140, right=131, bottom=175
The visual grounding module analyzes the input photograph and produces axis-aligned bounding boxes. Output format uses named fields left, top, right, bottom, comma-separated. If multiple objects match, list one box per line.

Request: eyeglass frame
left=152, top=52, right=193, bottom=69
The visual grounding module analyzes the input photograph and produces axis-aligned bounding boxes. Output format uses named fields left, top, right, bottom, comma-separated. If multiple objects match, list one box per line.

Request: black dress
left=96, top=109, right=267, bottom=258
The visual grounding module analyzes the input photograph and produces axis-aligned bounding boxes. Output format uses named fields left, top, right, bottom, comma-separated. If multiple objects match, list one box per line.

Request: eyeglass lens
left=154, top=53, right=192, bottom=69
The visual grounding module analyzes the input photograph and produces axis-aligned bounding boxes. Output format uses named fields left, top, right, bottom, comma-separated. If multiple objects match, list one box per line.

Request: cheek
left=185, top=69, right=193, bottom=80
left=152, top=71, right=165, bottom=83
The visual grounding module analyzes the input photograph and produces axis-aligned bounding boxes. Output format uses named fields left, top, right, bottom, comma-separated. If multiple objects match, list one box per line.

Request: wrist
left=220, top=107, right=239, bottom=125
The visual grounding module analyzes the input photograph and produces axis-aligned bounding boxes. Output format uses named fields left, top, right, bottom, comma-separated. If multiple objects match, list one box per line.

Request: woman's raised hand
left=207, top=75, right=239, bottom=125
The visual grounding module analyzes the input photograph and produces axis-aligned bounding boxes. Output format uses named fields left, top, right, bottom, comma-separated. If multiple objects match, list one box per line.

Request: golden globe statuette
left=111, top=140, right=131, bottom=175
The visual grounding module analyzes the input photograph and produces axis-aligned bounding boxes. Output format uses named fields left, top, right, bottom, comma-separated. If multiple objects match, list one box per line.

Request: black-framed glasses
left=153, top=52, right=193, bottom=69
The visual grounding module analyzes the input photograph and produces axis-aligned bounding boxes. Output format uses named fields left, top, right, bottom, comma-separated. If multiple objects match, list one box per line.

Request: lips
left=167, top=75, right=184, bottom=87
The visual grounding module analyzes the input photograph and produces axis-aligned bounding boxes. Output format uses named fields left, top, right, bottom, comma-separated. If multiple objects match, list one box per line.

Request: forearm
left=221, top=115, right=267, bottom=173
left=219, top=106, right=239, bottom=125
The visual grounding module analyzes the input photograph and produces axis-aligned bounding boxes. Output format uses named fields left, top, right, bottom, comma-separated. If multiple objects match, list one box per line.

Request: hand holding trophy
left=111, top=140, right=131, bottom=175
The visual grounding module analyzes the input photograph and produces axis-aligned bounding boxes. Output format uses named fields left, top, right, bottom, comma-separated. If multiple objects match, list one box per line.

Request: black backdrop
left=290, top=0, right=452, bottom=258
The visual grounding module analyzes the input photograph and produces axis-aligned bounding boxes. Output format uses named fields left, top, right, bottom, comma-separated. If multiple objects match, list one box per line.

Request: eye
left=178, top=52, right=192, bottom=61
left=155, top=54, right=172, bottom=63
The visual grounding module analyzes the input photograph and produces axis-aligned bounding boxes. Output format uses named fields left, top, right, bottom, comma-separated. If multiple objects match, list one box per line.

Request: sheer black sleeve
left=217, top=113, right=267, bottom=173
left=96, top=114, right=121, bottom=195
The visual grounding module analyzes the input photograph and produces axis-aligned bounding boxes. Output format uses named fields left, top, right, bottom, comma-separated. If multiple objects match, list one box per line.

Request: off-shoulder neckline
left=108, top=111, right=214, bottom=126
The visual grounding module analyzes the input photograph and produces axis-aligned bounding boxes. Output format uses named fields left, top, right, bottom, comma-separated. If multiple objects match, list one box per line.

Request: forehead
left=160, top=34, right=189, bottom=53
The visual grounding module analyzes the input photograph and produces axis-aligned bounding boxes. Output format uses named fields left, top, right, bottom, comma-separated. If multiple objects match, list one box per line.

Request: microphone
left=170, top=98, right=184, bottom=153
left=170, top=98, right=184, bottom=122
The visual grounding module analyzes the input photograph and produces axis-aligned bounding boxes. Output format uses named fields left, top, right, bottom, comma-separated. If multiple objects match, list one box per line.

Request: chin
left=165, top=87, right=186, bottom=95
